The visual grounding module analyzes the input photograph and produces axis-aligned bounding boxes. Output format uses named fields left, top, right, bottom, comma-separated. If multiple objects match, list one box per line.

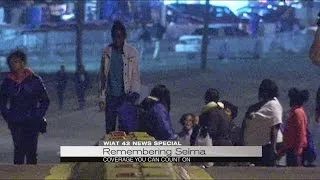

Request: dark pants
left=76, top=88, right=86, bottom=109
left=286, top=150, right=302, bottom=166
left=105, top=96, right=125, bottom=134
left=57, top=89, right=64, bottom=110
left=9, top=125, right=39, bottom=164
left=256, top=143, right=282, bottom=167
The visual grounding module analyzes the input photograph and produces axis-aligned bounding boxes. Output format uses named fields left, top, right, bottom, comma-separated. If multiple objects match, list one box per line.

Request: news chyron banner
left=60, top=141, right=262, bottom=163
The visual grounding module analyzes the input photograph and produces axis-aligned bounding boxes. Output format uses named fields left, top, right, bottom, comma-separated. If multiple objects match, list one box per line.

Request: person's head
left=221, top=100, right=238, bottom=120
left=179, top=113, right=195, bottom=131
left=258, top=79, right=279, bottom=101
left=193, top=115, right=199, bottom=125
left=150, top=84, right=171, bottom=112
left=111, top=20, right=127, bottom=49
left=7, top=50, right=27, bottom=73
left=288, top=88, right=309, bottom=107
left=204, top=88, right=220, bottom=104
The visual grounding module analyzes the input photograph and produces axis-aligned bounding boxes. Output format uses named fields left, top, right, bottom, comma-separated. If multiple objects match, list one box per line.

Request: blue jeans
left=105, top=96, right=125, bottom=134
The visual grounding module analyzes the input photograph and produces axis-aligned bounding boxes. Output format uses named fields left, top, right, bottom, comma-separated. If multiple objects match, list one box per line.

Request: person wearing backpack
left=0, top=50, right=50, bottom=164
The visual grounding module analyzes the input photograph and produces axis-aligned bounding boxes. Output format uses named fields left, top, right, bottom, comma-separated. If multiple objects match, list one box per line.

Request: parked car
left=167, top=3, right=244, bottom=25
left=236, top=4, right=296, bottom=23
left=175, top=35, right=202, bottom=53
left=175, top=26, right=251, bottom=59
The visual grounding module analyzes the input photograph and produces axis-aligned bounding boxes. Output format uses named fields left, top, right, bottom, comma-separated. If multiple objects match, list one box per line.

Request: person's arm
left=0, top=79, right=9, bottom=121
left=310, top=28, right=320, bottom=65
left=270, top=123, right=280, bottom=155
left=152, top=104, right=175, bottom=140
left=35, top=77, right=50, bottom=118
left=293, top=111, right=307, bottom=155
left=269, top=102, right=283, bottom=155
left=130, top=48, right=141, bottom=94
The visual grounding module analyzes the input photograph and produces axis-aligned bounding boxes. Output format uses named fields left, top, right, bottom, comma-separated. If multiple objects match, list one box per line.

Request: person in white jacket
left=99, top=20, right=141, bottom=133
left=243, top=79, right=283, bottom=166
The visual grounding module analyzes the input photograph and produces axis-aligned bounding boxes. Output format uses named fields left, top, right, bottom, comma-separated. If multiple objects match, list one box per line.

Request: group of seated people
left=116, top=79, right=317, bottom=167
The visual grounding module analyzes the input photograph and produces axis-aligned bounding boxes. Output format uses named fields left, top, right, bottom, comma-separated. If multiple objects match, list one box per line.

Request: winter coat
left=117, top=92, right=140, bottom=133
left=0, top=68, right=50, bottom=130
left=99, top=42, right=141, bottom=102
left=140, top=96, right=176, bottom=140
left=191, top=101, right=231, bottom=145
left=56, top=70, right=67, bottom=91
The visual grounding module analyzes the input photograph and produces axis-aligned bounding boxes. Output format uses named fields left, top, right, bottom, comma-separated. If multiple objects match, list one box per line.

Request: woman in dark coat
left=0, top=50, right=50, bottom=164
left=191, top=88, right=231, bottom=146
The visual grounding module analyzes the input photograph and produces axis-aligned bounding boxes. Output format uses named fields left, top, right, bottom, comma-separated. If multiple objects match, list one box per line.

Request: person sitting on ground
left=140, top=84, right=176, bottom=140
left=177, top=113, right=196, bottom=145
left=277, top=88, right=310, bottom=167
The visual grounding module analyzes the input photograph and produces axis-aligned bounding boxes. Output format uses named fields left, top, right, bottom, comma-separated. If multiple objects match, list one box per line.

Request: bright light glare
left=62, top=14, right=75, bottom=21
left=267, top=5, right=272, bottom=9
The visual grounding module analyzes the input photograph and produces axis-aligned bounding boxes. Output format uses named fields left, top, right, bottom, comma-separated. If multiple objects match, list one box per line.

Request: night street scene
left=1, top=0, right=320, bottom=179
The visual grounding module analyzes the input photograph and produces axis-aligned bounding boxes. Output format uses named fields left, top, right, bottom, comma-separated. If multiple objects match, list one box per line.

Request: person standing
left=277, top=88, right=309, bottom=166
left=0, top=50, right=50, bottom=164
left=243, top=79, right=283, bottom=166
left=138, top=23, right=151, bottom=61
left=75, top=65, right=90, bottom=110
left=152, top=22, right=166, bottom=61
left=99, top=20, right=141, bottom=134
left=311, top=12, right=320, bottom=123
left=56, top=65, right=67, bottom=110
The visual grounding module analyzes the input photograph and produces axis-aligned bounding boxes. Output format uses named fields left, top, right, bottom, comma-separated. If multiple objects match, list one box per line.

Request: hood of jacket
left=140, top=96, right=159, bottom=111
left=7, top=68, right=34, bottom=84
left=201, top=101, right=224, bottom=114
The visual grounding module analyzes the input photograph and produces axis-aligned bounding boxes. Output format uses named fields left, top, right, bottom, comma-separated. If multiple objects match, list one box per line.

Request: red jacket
left=279, top=106, right=308, bottom=157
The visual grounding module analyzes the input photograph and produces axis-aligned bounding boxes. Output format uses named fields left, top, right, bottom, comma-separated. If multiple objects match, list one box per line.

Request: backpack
left=303, top=128, right=317, bottom=164
left=117, top=92, right=141, bottom=133
left=117, top=101, right=140, bottom=133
